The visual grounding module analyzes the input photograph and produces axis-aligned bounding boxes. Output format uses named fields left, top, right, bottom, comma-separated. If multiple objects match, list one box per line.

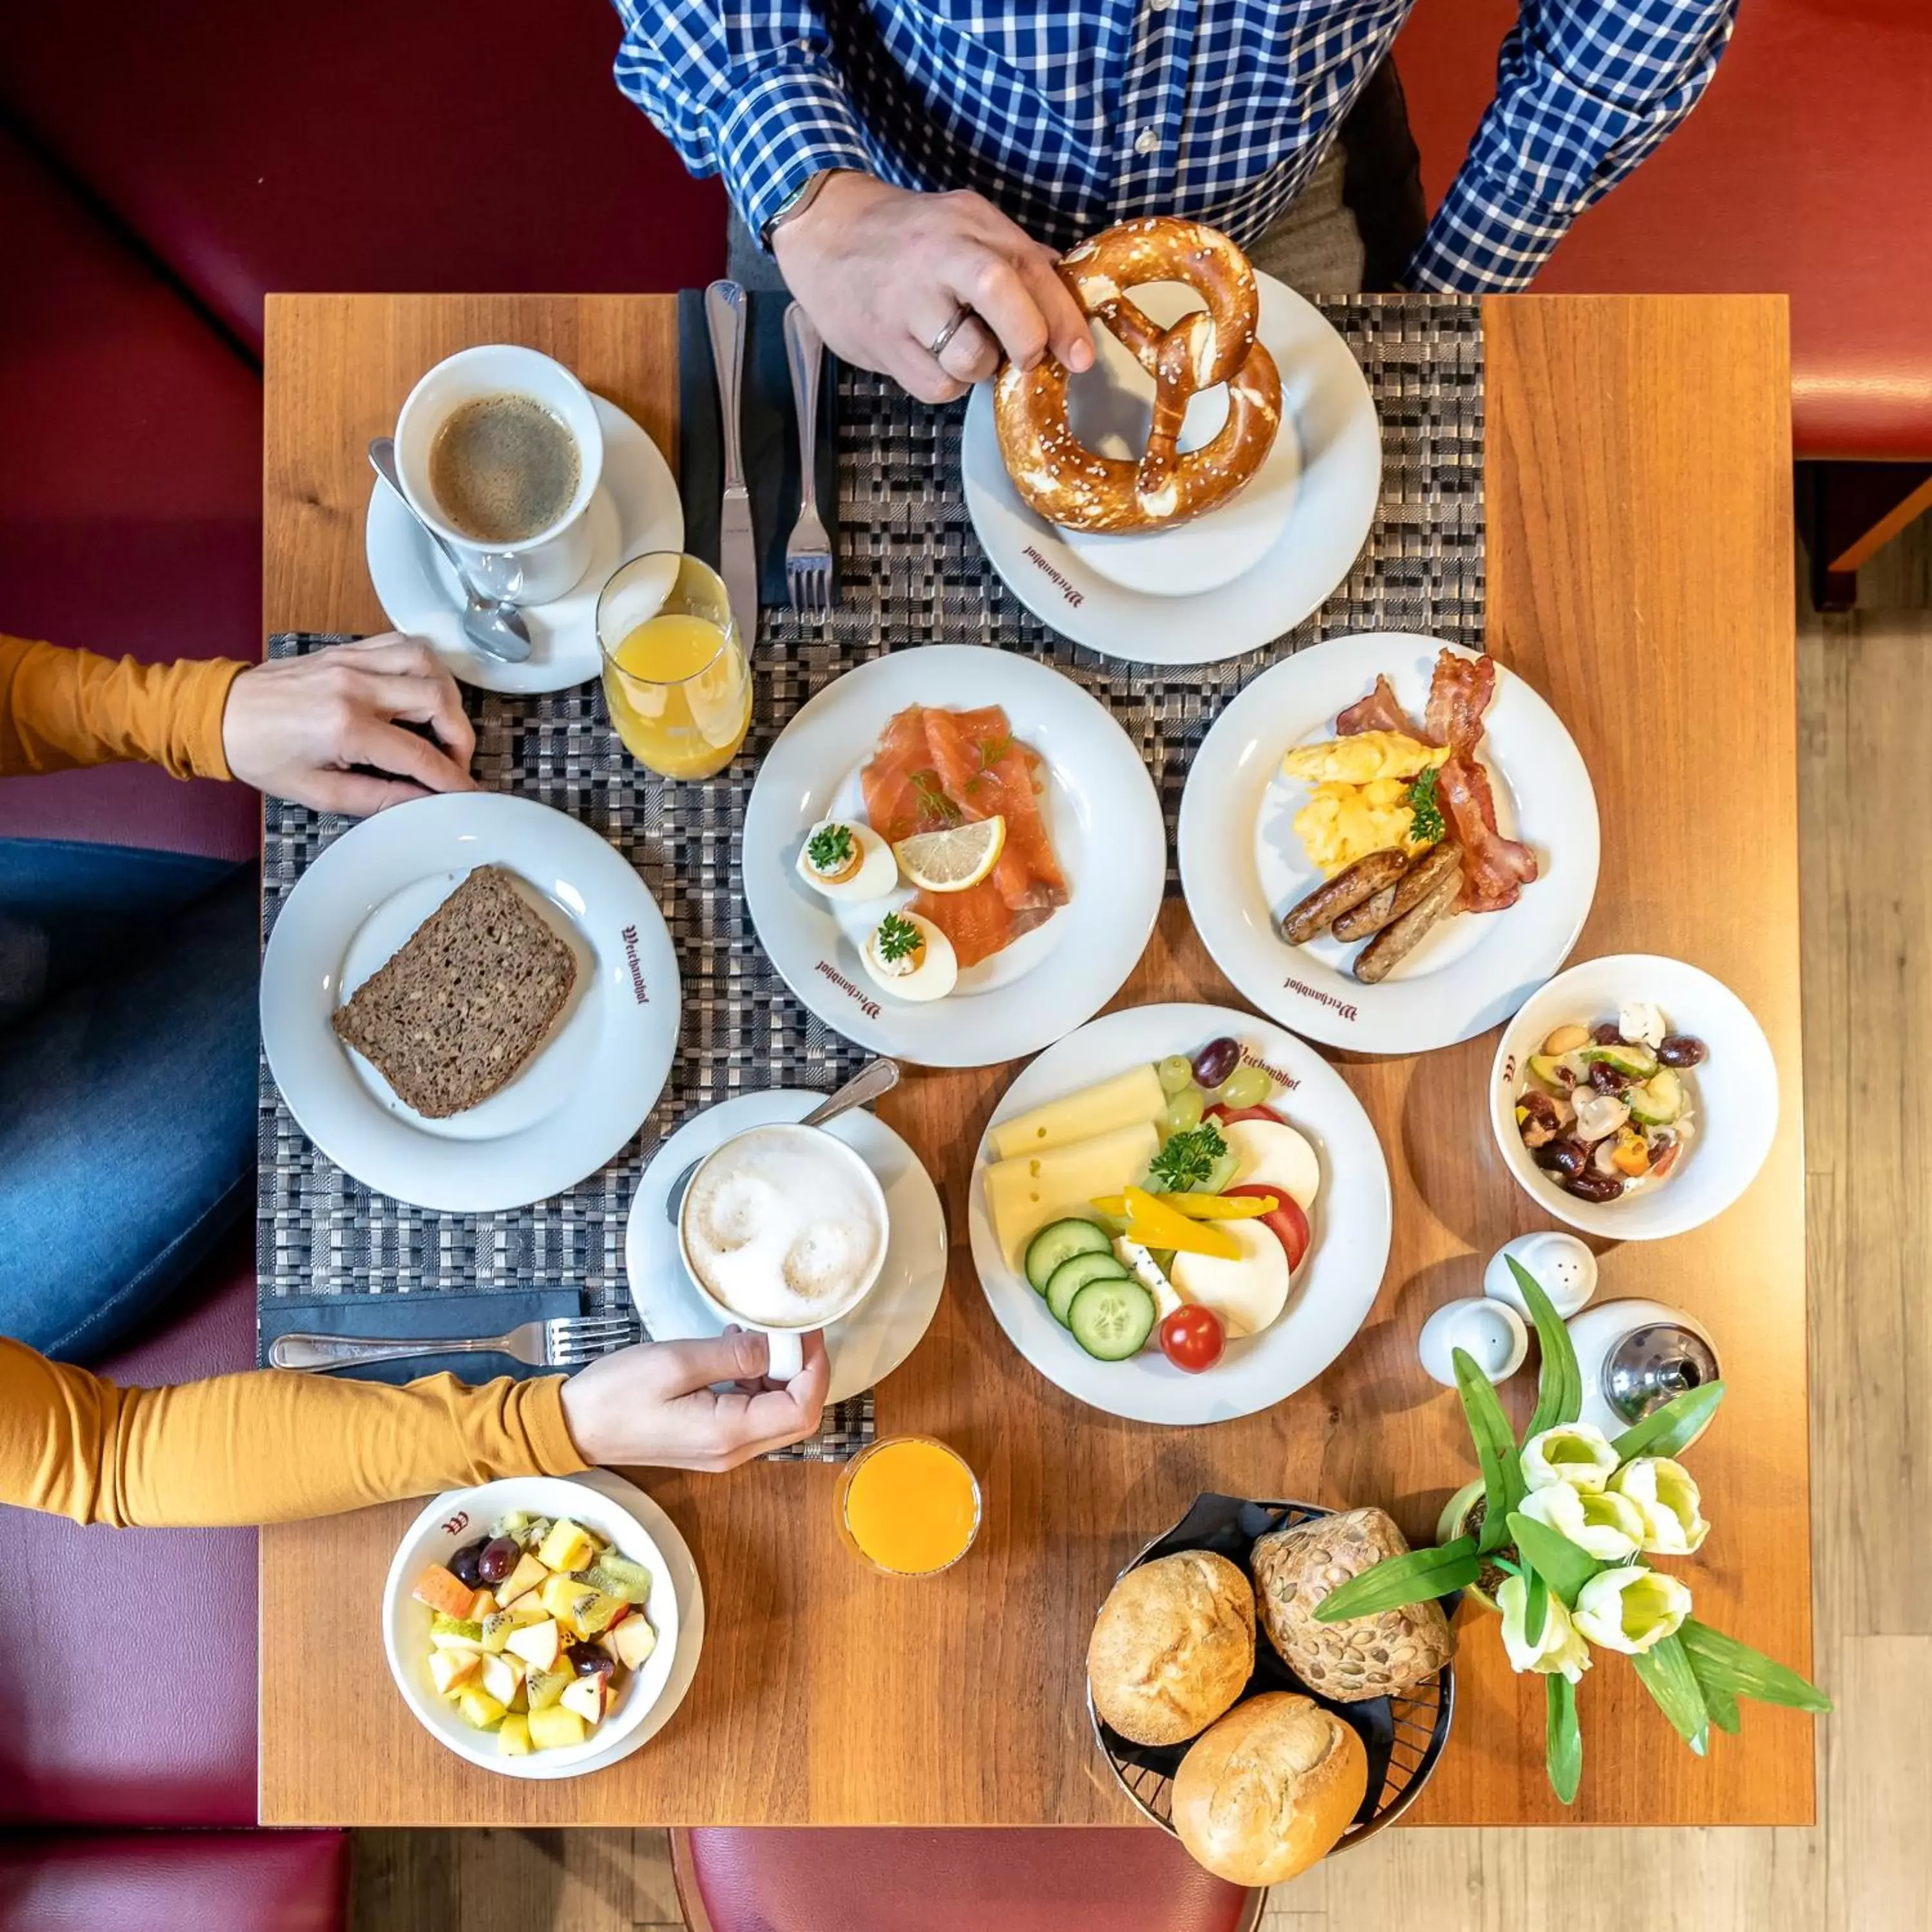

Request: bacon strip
left=1437, top=752, right=1537, bottom=913
left=1336, top=674, right=1414, bottom=737
left=1423, top=650, right=1496, bottom=755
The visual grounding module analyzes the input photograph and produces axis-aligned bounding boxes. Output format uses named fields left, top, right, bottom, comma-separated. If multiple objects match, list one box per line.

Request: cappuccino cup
left=393, top=344, right=604, bottom=605
left=677, top=1123, right=889, bottom=1379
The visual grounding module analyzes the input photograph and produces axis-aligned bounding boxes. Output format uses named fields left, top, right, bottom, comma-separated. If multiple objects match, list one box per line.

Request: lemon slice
left=893, top=816, right=1007, bottom=893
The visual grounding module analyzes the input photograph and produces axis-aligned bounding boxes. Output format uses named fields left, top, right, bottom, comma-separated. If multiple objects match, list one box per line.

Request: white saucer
left=260, top=791, right=681, bottom=1212
left=961, top=273, right=1379, bottom=663
left=625, top=1088, right=948, bottom=1405
left=366, top=392, right=683, bottom=694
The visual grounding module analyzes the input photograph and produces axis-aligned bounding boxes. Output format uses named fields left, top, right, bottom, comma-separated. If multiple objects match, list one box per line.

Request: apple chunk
left=504, top=1618, right=564, bottom=1671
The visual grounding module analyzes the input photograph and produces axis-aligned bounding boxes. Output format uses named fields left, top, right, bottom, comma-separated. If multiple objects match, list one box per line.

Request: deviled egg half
left=860, top=909, right=957, bottom=1003
left=796, top=819, right=898, bottom=902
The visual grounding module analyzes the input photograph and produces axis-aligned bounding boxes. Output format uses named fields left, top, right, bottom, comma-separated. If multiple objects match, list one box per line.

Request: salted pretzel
left=992, top=217, right=1282, bottom=535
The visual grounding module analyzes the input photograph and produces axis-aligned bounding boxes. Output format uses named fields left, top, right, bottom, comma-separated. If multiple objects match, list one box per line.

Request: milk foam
left=681, top=1125, right=886, bottom=1327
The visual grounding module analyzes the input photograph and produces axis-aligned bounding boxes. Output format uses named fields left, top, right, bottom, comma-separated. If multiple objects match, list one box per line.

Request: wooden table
left=260, top=293, right=1809, bottom=1828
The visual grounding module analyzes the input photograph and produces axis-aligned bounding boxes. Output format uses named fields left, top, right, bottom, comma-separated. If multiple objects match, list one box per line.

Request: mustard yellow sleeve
left=0, top=632, right=247, bottom=780
left=0, top=1335, right=589, bottom=1528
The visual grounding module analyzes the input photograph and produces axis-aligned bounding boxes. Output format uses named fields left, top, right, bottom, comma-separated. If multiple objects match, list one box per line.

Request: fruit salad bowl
left=382, top=1474, right=680, bottom=1777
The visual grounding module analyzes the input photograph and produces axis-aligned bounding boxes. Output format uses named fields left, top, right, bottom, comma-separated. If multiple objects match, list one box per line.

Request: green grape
left=1156, top=1055, right=1196, bottom=1097
left=1159, top=1086, right=1205, bottom=1136
left=1219, top=1064, right=1273, bottom=1110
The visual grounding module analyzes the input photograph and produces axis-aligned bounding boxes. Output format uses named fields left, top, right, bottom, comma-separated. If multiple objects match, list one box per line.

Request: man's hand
left=558, top=1329, right=831, bottom=1473
left=774, top=172, right=1094, bottom=404
left=222, top=633, right=478, bottom=817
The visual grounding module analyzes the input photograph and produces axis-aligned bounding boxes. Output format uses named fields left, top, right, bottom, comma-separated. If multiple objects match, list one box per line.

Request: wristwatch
left=761, top=169, right=840, bottom=251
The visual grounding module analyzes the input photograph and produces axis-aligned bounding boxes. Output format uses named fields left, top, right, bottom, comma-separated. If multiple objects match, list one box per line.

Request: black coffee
left=428, top=392, right=581, bottom=544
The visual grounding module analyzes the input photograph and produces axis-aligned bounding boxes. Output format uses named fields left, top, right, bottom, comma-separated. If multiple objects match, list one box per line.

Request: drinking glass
left=834, top=1435, right=982, bottom=1578
left=596, top=551, right=750, bottom=779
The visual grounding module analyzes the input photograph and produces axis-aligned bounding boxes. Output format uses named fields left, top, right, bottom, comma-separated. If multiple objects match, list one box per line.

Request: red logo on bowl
left=815, top=959, right=882, bottom=1021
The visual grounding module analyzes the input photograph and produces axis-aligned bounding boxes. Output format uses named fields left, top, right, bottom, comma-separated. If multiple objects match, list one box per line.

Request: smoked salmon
left=861, top=704, right=1070, bottom=968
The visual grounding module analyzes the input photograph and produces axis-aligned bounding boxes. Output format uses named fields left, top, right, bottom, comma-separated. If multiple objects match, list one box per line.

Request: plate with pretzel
left=961, top=216, right=1379, bottom=665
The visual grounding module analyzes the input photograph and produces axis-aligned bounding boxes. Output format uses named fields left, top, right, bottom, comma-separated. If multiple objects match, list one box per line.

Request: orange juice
left=603, top=612, right=750, bottom=779
left=838, top=1437, right=981, bottom=1577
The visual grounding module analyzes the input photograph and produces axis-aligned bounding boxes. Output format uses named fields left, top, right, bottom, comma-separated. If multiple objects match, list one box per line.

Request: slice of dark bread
left=331, top=865, right=577, bottom=1119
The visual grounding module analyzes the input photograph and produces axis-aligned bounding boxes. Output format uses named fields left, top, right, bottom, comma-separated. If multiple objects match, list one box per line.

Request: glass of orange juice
left=835, top=1435, right=981, bottom=1578
left=596, top=551, right=750, bottom=779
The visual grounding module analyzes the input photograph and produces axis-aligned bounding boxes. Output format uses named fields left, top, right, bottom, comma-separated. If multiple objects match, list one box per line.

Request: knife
left=704, top=279, right=758, bottom=644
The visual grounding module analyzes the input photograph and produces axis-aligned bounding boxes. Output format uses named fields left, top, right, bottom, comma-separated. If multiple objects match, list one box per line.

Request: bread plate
left=960, top=272, right=1379, bottom=662
left=741, top=646, right=1164, bottom=1068
left=967, top=1002, right=1390, bottom=1425
left=1178, top=634, right=1599, bottom=1056
left=261, top=791, right=679, bottom=1212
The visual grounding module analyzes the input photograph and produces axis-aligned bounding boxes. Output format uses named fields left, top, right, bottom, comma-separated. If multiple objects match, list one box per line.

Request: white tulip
left=1497, top=1573, right=1591, bottom=1683
left=1520, top=1423, right=1620, bottom=1495
left=1573, top=1566, right=1692, bottom=1654
left=1519, top=1481, right=1647, bottom=1561
left=1609, top=1457, right=1709, bottom=1555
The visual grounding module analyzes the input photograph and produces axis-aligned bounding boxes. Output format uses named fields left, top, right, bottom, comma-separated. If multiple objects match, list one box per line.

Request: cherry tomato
left=1204, top=1103, right=1287, bottom=1130
left=1159, top=1304, right=1226, bottom=1373
left=1220, top=1182, right=1310, bottom=1273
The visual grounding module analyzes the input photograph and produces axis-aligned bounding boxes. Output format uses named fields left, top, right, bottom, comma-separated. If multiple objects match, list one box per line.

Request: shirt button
left=1133, top=128, right=1160, bottom=156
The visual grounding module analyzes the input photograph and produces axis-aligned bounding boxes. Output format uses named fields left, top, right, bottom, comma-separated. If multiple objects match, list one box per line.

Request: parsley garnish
left=806, top=823, right=855, bottom=872
left=875, top=912, right=922, bottom=964
left=1406, top=764, right=1446, bottom=845
left=1149, top=1121, right=1228, bottom=1193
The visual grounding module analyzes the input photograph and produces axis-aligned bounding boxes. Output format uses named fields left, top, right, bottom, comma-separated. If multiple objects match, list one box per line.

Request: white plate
left=740, top=646, right=1165, bottom=1068
left=366, top=392, right=683, bottom=694
left=968, top=1002, right=1392, bottom=1426
left=261, top=791, right=680, bottom=1212
left=961, top=274, right=1379, bottom=662
left=625, top=1088, right=948, bottom=1404
left=1179, top=634, right=1600, bottom=1056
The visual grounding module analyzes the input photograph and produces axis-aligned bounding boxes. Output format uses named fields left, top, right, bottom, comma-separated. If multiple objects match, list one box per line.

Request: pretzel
left=992, top=217, right=1282, bottom=535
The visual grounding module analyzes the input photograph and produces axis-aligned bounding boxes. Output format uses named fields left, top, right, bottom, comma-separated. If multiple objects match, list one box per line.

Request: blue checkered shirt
left=612, top=0, right=1734, bottom=292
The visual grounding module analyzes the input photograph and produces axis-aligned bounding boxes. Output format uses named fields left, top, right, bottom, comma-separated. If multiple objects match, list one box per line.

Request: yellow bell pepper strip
left=1117, top=1186, right=1240, bottom=1259
left=1090, top=1192, right=1279, bottom=1222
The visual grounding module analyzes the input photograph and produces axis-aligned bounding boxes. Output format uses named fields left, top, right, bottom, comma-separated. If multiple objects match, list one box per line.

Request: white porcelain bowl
left=1489, top=953, right=1778, bottom=1241
left=382, top=1474, right=679, bottom=1778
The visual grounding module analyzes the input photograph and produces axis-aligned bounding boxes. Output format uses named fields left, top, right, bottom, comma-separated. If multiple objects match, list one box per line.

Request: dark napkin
left=677, top=288, right=840, bottom=612
left=258, top=1286, right=585, bottom=1387
left=1094, top=1493, right=1456, bottom=1826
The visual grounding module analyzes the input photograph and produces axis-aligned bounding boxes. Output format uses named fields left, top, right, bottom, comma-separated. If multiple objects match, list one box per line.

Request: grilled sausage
left=1281, top=848, right=1410, bottom=945
left=1352, top=869, right=1461, bottom=983
left=1331, top=840, right=1463, bottom=942
left=1330, top=882, right=1399, bottom=942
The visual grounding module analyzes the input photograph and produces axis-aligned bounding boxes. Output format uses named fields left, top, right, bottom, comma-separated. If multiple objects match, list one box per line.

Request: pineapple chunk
left=526, top=1704, right=587, bottom=1751
left=498, top=1713, right=533, bottom=1757
left=606, top=1616, right=658, bottom=1672
left=505, top=1618, right=564, bottom=1671
left=428, top=1649, right=479, bottom=1697
left=537, top=1573, right=587, bottom=1633
left=535, top=1518, right=596, bottom=1574
left=455, top=1686, right=507, bottom=1731
left=481, top=1605, right=545, bottom=1654
left=524, top=1664, right=573, bottom=1712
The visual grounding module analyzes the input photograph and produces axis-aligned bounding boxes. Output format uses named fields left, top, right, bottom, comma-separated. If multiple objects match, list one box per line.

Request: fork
left=782, top=301, right=834, bottom=615
left=267, top=1312, right=640, bottom=1374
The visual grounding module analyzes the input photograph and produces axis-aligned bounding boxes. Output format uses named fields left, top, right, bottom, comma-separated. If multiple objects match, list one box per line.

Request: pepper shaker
left=1565, top=1298, right=1721, bottom=1447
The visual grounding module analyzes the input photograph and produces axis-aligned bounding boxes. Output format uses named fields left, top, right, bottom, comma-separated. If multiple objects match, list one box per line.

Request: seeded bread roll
left=1086, top=1550, right=1255, bottom=1747
left=330, top=865, right=576, bottom=1119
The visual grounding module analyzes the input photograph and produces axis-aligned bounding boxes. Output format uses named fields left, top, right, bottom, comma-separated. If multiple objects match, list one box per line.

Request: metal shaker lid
left=1602, top=1320, right=1722, bottom=1425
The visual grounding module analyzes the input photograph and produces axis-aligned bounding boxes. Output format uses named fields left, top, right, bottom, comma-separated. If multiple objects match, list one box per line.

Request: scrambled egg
left=1282, top=734, right=1450, bottom=877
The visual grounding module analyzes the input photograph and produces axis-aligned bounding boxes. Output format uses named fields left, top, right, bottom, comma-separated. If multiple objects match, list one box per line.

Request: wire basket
left=1090, top=1495, right=1457, bottom=1853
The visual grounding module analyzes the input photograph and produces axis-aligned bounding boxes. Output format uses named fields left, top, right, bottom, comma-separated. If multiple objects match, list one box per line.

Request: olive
left=1658, top=1034, right=1707, bottom=1068
left=1591, top=1021, right=1625, bottom=1046
left=476, top=1536, right=522, bottom=1586
left=448, top=1539, right=488, bottom=1591
left=1191, top=1036, right=1240, bottom=1089
left=569, top=1645, right=616, bottom=1681
left=1535, top=1135, right=1589, bottom=1179
left=1586, top=1060, right=1629, bottom=1096
left=1562, top=1170, right=1625, bottom=1203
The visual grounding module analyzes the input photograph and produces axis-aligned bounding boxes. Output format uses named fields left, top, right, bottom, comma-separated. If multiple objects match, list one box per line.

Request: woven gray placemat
left=258, top=295, right=1482, bottom=1461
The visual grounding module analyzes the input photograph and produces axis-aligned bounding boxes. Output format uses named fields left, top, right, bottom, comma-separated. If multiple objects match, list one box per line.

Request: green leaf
left=1610, top=1380, right=1726, bottom=1462
left=1545, top=1674, right=1582, bottom=1804
left=1312, top=1536, right=1481, bottom=1621
left=1676, top=1620, right=1833, bottom=1714
left=1632, top=1633, right=1710, bottom=1755
left=1523, top=1563, right=1549, bottom=1647
left=1454, top=1347, right=1526, bottom=1554
left=1694, top=1672, right=1743, bottom=1736
left=1506, top=1511, right=1600, bottom=1607
left=1510, top=1258, right=1582, bottom=1432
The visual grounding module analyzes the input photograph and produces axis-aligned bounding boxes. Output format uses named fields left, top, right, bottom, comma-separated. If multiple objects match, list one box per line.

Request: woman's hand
left=558, top=1329, right=831, bottom=1472
left=222, top=633, right=478, bottom=816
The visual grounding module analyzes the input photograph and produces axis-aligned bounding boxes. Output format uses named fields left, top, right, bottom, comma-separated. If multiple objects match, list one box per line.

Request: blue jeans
left=0, top=839, right=257, bottom=1362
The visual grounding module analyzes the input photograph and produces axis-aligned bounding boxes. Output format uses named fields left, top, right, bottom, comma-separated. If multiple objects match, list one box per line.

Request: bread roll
left=1086, top=1551, right=1255, bottom=1747
left=1171, top=1692, right=1367, bottom=1886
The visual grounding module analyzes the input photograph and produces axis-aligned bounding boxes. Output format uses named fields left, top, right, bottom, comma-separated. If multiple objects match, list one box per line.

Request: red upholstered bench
left=1397, top=0, right=1932, bottom=605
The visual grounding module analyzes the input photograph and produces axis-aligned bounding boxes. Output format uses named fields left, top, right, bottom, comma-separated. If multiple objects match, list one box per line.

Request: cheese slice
left=983, top=1121, right=1160, bottom=1267
left=988, top=1064, right=1165, bottom=1164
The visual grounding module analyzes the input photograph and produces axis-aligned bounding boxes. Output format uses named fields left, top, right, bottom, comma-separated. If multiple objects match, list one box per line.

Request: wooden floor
left=350, top=522, right=1932, bottom=1931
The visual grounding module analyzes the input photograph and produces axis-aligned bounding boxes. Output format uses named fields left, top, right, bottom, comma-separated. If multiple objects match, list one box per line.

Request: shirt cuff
left=178, top=658, right=247, bottom=781
left=522, top=1375, right=593, bottom=1477
left=712, top=66, right=873, bottom=246
left=1403, top=169, right=1573, bottom=296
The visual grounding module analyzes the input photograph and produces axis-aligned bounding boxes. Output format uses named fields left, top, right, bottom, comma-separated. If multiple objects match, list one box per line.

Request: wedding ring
left=925, top=303, right=974, bottom=361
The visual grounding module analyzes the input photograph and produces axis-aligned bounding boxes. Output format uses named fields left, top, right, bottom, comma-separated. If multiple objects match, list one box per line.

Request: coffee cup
left=676, top=1122, right=890, bottom=1379
left=393, top=344, right=604, bottom=605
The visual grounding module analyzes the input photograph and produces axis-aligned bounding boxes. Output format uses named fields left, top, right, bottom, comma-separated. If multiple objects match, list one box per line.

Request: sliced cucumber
left=1583, top=1041, right=1659, bottom=1081
left=1023, top=1218, right=1112, bottom=1295
left=1045, top=1251, right=1130, bottom=1327
left=1629, top=1066, right=1685, bottom=1127
left=1066, top=1277, right=1157, bottom=1361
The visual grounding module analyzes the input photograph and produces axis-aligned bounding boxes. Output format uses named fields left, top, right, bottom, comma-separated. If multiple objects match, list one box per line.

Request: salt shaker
left=1418, top=1296, right=1529, bottom=1387
left=1484, top=1231, right=1597, bottom=1319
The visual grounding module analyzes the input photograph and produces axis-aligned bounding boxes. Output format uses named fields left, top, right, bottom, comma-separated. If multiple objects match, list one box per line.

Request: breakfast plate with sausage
left=1177, top=634, right=1598, bottom=1055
